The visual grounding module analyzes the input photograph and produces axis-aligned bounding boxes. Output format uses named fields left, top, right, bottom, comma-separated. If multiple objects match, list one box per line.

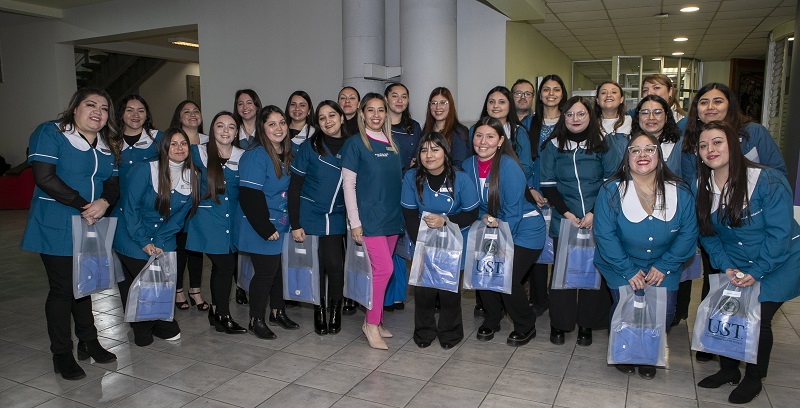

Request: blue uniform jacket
left=469, top=124, right=535, bottom=187
left=235, top=146, right=291, bottom=255
left=539, top=138, right=618, bottom=237
left=113, top=161, right=193, bottom=259
left=594, top=180, right=699, bottom=291
left=462, top=155, right=546, bottom=250
left=238, top=127, right=255, bottom=151
left=697, top=167, right=800, bottom=303
left=601, top=116, right=632, bottom=174
left=400, top=168, right=480, bottom=234
left=185, top=144, right=243, bottom=254
left=113, top=129, right=161, bottom=216
left=21, top=122, right=116, bottom=256
left=530, top=121, right=556, bottom=190
left=449, top=127, right=472, bottom=171
left=289, top=138, right=347, bottom=236
left=392, top=120, right=422, bottom=172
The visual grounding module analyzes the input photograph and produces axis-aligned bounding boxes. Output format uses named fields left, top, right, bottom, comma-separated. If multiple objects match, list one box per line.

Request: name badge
left=438, top=186, right=451, bottom=193
left=385, top=146, right=395, bottom=152
left=134, top=141, right=149, bottom=146
left=227, top=160, right=238, bottom=165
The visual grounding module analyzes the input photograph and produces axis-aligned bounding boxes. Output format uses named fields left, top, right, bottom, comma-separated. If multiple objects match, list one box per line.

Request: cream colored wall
left=505, top=21, right=573, bottom=92
left=703, top=61, right=731, bottom=86
left=139, top=62, right=201, bottom=130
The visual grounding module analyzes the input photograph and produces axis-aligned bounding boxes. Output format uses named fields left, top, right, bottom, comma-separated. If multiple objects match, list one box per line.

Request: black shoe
left=76, top=340, right=117, bottom=363
left=698, top=369, right=741, bottom=388
left=434, top=298, right=441, bottom=312
left=394, top=302, right=404, bottom=311
left=507, top=328, right=536, bottom=347
left=441, top=340, right=461, bottom=349
left=532, top=301, right=549, bottom=317
left=188, top=290, right=210, bottom=311
left=473, top=305, right=485, bottom=318
left=576, top=326, right=592, bottom=346
left=53, top=353, right=86, bottom=380
left=550, top=327, right=565, bottom=345
left=728, top=376, right=762, bottom=404
left=383, top=304, right=395, bottom=312
left=342, top=298, right=358, bottom=315
left=314, top=298, right=328, bottom=336
left=269, top=309, right=300, bottom=330
left=638, top=365, right=657, bottom=380
left=235, top=287, right=248, bottom=305
left=416, top=341, right=431, bottom=348
left=695, top=351, right=715, bottom=363
left=249, top=317, right=276, bottom=340
left=215, top=313, right=247, bottom=334
left=476, top=324, right=500, bottom=341
left=328, top=300, right=342, bottom=334
left=616, top=364, right=636, bottom=374
left=207, top=307, right=216, bottom=326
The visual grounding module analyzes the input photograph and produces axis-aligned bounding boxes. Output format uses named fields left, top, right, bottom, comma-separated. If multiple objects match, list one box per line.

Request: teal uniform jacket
left=392, top=121, right=422, bottom=172
left=601, top=116, right=632, bottom=174
left=113, top=129, right=161, bottom=217
left=400, top=168, right=480, bottom=235
left=21, top=122, right=116, bottom=256
left=340, top=134, right=403, bottom=237
left=531, top=121, right=556, bottom=190
left=469, top=124, right=534, bottom=187
left=237, top=127, right=255, bottom=151
left=520, top=112, right=533, bottom=133
left=289, top=139, right=346, bottom=236
left=462, top=155, right=546, bottom=250
left=235, top=146, right=290, bottom=255
left=594, top=180, right=698, bottom=291
left=697, top=167, right=800, bottom=303
left=112, top=161, right=193, bottom=260
left=539, top=138, right=618, bottom=237
left=185, top=144, right=243, bottom=254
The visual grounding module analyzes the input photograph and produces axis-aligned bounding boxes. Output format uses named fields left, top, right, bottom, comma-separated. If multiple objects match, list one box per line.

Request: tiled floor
left=1, top=208, right=799, bottom=407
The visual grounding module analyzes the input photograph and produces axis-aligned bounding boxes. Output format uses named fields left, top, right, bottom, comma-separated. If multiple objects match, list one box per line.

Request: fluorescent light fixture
left=652, top=57, right=662, bottom=61
left=680, top=6, right=699, bottom=12
left=674, top=37, right=688, bottom=42
left=169, top=37, right=199, bottom=48
left=790, top=37, right=795, bottom=41
left=672, top=52, right=685, bottom=56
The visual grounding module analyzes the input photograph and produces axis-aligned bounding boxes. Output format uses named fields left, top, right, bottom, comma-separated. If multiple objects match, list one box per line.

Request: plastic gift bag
left=680, top=247, right=703, bottom=282
left=237, top=252, right=255, bottom=292
left=608, top=285, right=668, bottom=366
left=282, top=235, right=320, bottom=305
left=409, top=213, right=463, bottom=293
left=462, top=220, right=514, bottom=294
left=552, top=218, right=601, bottom=290
left=344, top=233, right=373, bottom=310
left=72, top=215, right=117, bottom=298
left=394, top=233, right=414, bottom=260
left=537, top=207, right=555, bottom=264
left=691, top=273, right=761, bottom=363
left=125, top=252, right=178, bottom=322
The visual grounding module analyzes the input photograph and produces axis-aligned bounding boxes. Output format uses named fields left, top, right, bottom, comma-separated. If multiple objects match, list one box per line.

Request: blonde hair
left=356, top=93, right=398, bottom=153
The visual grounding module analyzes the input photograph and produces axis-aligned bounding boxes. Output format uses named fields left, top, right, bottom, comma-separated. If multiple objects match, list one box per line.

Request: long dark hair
left=232, top=89, right=262, bottom=148
left=117, top=95, right=156, bottom=137
left=631, top=95, right=680, bottom=144
left=607, top=132, right=684, bottom=214
left=531, top=74, right=567, bottom=158
left=203, top=111, right=236, bottom=203
left=254, top=106, right=293, bottom=179
left=385, top=82, right=415, bottom=133
left=545, top=96, right=607, bottom=154
left=473, top=117, right=524, bottom=216
left=155, top=128, right=200, bottom=218
left=695, top=121, right=756, bottom=236
left=59, top=87, right=121, bottom=161
left=311, top=100, right=350, bottom=156
left=683, top=82, right=752, bottom=153
left=169, top=100, right=204, bottom=134
left=479, top=86, right=523, bottom=149
left=422, top=87, right=468, bottom=145
left=594, top=81, right=626, bottom=134
left=285, top=90, right=314, bottom=130
left=413, top=132, right=455, bottom=204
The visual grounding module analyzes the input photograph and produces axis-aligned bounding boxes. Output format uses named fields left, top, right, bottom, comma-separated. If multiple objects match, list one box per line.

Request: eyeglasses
left=430, top=100, right=449, bottom=108
left=639, top=109, right=665, bottom=117
left=513, top=91, right=533, bottom=98
left=628, top=144, right=658, bottom=156
left=564, top=111, right=587, bottom=120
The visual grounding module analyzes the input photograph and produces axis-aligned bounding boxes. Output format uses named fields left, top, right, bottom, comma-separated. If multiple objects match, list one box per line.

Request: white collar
left=198, top=145, right=244, bottom=171
left=619, top=180, right=677, bottom=222
left=63, top=126, right=112, bottom=155
left=601, top=116, right=632, bottom=136
left=149, top=161, right=192, bottom=196
left=709, top=167, right=760, bottom=213
left=551, top=138, right=587, bottom=150
left=126, top=129, right=158, bottom=149
left=238, top=126, right=254, bottom=141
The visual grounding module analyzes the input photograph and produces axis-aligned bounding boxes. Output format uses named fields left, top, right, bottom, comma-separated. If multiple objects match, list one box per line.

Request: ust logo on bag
left=707, top=319, right=746, bottom=339
left=476, top=256, right=504, bottom=275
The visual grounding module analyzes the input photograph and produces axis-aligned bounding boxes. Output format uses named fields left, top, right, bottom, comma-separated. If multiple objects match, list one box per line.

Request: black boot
left=342, top=298, right=357, bottom=315
left=76, top=340, right=117, bottom=363
left=215, top=313, right=248, bottom=334
left=314, top=297, right=328, bottom=335
left=208, top=307, right=216, bottom=327
left=698, top=369, right=741, bottom=388
left=576, top=326, right=592, bottom=346
left=269, top=309, right=300, bottom=329
left=249, top=317, right=276, bottom=340
left=728, top=376, right=762, bottom=404
left=236, top=287, right=248, bottom=305
left=329, top=299, right=342, bottom=334
left=53, top=353, right=86, bottom=380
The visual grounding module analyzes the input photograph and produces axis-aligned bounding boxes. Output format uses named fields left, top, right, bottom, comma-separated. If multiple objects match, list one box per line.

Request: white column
left=342, top=0, right=386, bottom=96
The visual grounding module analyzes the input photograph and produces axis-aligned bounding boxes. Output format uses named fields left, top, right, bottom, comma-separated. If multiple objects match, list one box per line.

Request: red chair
left=0, top=167, right=34, bottom=209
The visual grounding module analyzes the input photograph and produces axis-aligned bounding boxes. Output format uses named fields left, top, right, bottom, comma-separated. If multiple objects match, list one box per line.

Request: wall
left=505, top=21, right=573, bottom=92
left=138, top=62, right=200, bottom=129
left=702, top=60, right=731, bottom=86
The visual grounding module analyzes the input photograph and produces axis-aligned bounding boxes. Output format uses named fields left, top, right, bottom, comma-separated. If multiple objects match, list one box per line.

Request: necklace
left=632, top=180, right=656, bottom=212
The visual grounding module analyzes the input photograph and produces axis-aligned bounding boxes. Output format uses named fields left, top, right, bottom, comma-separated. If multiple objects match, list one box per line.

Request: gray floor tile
left=204, top=372, right=287, bottom=408
left=376, top=350, right=447, bottom=381
left=0, top=383, right=56, bottom=408
left=60, top=372, right=153, bottom=408
left=0, top=341, right=42, bottom=368
left=405, top=382, right=486, bottom=408
left=246, top=351, right=321, bottom=382
left=282, top=332, right=351, bottom=360
left=506, top=346, right=573, bottom=376
left=0, top=353, right=59, bottom=383
left=330, top=396, right=394, bottom=408
left=294, top=360, right=372, bottom=394
left=479, top=393, right=551, bottom=407
left=256, top=383, right=342, bottom=408
left=179, top=397, right=239, bottom=408
left=625, top=392, right=699, bottom=408
left=628, top=368, right=697, bottom=400
left=554, top=377, right=627, bottom=408
left=346, top=371, right=426, bottom=407
left=564, top=354, right=630, bottom=388
left=696, top=383, right=772, bottom=408
left=763, top=384, right=800, bottom=408
left=118, top=351, right=197, bottom=383
left=327, top=341, right=394, bottom=370
left=489, top=368, right=561, bottom=404
left=158, top=361, right=240, bottom=395
left=429, top=358, right=503, bottom=393
left=112, top=384, right=197, bottom=408
left=451, top=339, right=515, bottom=367
left=0, top=376, right=16, bottom=393
left=35, top=397, right=94, bottom=408
left=24, top=363, right=110, bottom=395
left=763, top=361, right=800, bottom=389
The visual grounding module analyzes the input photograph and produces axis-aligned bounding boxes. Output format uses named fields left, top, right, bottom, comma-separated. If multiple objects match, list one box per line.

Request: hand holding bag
left=72, top=215, right=117, bottom=298
left=462, top=220, right=514, bottom=294
left=608, top=285, right=667, bottom=366
left=344, top=232, right=373, bottom=309
left=552, top=218, right=601, bottom=290
left=125, top=252, right=178, bottom=322
left=282, top=236, right=321, bottom=305
left=409, top=212, right=463, bottom=293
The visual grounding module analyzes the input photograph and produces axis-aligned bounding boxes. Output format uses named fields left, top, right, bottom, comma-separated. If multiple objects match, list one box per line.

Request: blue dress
left=289, top=139, right=346, bottom=236
left=113, top=130, right=161, bottom=217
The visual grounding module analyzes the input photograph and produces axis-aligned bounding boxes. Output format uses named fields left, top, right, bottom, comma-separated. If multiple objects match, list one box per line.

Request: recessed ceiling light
left=169, top=37, right=199, bottom=48
left=680, top=6, right=700, bottom=13
left=672, top=52, right=685, bottom=56
left=674, top=37, right=688, bottom=42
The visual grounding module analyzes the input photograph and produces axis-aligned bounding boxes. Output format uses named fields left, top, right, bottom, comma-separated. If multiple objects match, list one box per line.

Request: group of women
left=22, top=74, right=799, bottom=405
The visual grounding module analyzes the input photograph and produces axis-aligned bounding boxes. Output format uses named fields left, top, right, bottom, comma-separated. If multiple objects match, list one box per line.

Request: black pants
left=319, top=234, right=345, bottom=302
left=207, top=252, right=235, bottom=316
left=528, top=263, right=550, bottom=306
left=116, top=253, right=181, bottom=344
left=248, top=253, right=284, bottom=319
left=41, top=254, right=99, bottom=355
left=176, top=232, right=203, bottom=290
left=719, top=301, right=783, bottom=379
left=548, top=237, right=613, bottom=331
left=414, top=286, right=463, bottom=345
left=480, top=246, right=541, bottom=334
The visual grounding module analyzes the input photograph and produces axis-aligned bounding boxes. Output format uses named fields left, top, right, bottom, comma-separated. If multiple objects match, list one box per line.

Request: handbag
left=71, top=215, right=117, bottom=298
left=343, top=233, right=373, bottom=309
left=409, top=213, right=462, bottom=293
left=552, top=218, right=601, bottom=290
left=462, top=220, right=514, bottom=294
left=394, top=233, right=414, bottom=260
left=282, top=236, right=321, bottom=305
left=125, top=252, right=178, bottom=322
left=608, top=285, right=667, bottom=366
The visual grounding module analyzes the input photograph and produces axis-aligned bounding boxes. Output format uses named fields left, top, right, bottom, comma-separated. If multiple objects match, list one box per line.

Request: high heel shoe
left=249, top=317, right=276, bottom=340
left=314, top=297, right=328, bottom=335
left=188, top=289, right=209, bottom=311
left=76, top=340, right=117, bottom=363
left=362, top=322, right=388, bottom=350
left=328, top=299, right=342, bottom=334
left=269, top=309, right=299, bottom=330
left=236, top=287, right=249, bottom=305
left=175, top=289, right=189, bottom=310
left=378, top=324, right=393, bottom=338
left=214, top=313, right=247, bottom=334
left=53, top=353, right=86, bottom=380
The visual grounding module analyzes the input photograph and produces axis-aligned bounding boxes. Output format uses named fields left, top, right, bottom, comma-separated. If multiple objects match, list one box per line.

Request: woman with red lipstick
left=338, top=86, right=361, bottom=140
left=594, top=81, right=631, bottom=168
left=422, top=87, right=471, bottom=170
left=539, top=96, right=617, bottom=347
left=233, top=89, right=262, bottom=151
left=286, top=90, right=315, bottom=148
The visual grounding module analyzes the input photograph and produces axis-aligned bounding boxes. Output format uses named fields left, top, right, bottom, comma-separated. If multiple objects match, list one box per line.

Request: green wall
left=505, top=21, right=573, bottom=92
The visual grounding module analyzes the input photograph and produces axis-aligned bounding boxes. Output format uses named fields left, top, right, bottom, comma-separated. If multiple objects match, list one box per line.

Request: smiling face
left=697, top=89, right=729, bottom=124
left=564, top=102, right=590, bottom=133
left=288, top=95, right=310, bottom=124
left=236, top=94, right=257, bottom=122
left=638, top=100, right=666, bottom=136
left=179, top=102, right=201, bottom=130
left=698, top=128, right=730, bottom=172
left=168, top=133, right=189, bottom=163
left=429, top=94, right=450, bottom=123
left=73, top=94, right=109, bottom=137
left=486, top=91, right=510, bottom=122
left=362, top=98, right=386, bottom=132
left=419, top=141, right=445, bottom=175
left=641, top=80, right=672, bottom=102
left=213, top=114, right=237, bottom=148
left=386, top=85, right=409, bottom=115
left=317, top=105, right=343, bottom=137
left=540, top=80, right=563, bottom=108
left=627, top=135, right=659, bottom=177
left=122, top=99, right=146, bottom=134
left=338, top=88, right=359, bottom=116
left=263, top=112, right=288, bottom=149
left=597, top=83, right=622, bottom=112
left=473, top=124, right=503, bottom=160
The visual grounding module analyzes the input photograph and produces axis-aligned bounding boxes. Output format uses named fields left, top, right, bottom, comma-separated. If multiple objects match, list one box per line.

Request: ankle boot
left=53, top=353, right=86, bottom=380
left=77, top=340, right=117, bottom=364
left=216, top=313, right=247, bottom=334
left=362, top=322, right=388, bottom=350
left=249, top=317, right=276, bottom=340
left=314, top=297, right=328, bottom=335
left=329, top=299, right=342, bottom=334
left=236, top=287, right=248, bottom=305
left=342, top=298, right=357, bottom=315
left=208, top=307, right=216, bottom=327
left=269, top=309, right=300, bottom=330
left=728, top=376, right=762, bottom=404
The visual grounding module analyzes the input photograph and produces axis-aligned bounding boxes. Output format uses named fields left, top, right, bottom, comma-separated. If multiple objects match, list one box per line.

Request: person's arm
left=31, top=161, right=89, bottom=210
left=152, top=191, right=193, bottom=250
left=448, top=208, right=479, bottom=229
left=747, top=170, right=796, bottom=279
left=124, top=164, right=154, bottom=250
left=239, top=187, right=277, bottom=240
left=100, top=175, right=119, bottom=207
left=497, top=158, right=527, bottom=235
left=342, top=168, right=361, bottom=228
left=287, top=172, right=305, bottom=230
left=537, top=141, right=571, bottom=216
left=748, top=124, right=787, bottom=176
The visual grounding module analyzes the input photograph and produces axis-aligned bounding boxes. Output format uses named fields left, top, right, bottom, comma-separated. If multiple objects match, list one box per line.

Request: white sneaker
left=165, top=333, right=181, bottom=341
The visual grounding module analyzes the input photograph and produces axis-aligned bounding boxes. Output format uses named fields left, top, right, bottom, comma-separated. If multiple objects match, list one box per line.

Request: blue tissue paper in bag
left=700, top=314, right=748, bottom=361
left=346, top=269, right=370, bottom=306
left=470, top=253, right=507, bottom=292
left=538, top=235, right=554, bottom=264
left=611, top=324, right=661, bottom=365
left=136, top=284, right=173, bottom=320
left=287, top=267, right=315, bottom=303
left=564, top=246, right=597, bottom=288
left=77, top=255, right=111, bottom=294
left=420, top=249, right=460, bottom=292
left=238, top=257, right=255, bottom=292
